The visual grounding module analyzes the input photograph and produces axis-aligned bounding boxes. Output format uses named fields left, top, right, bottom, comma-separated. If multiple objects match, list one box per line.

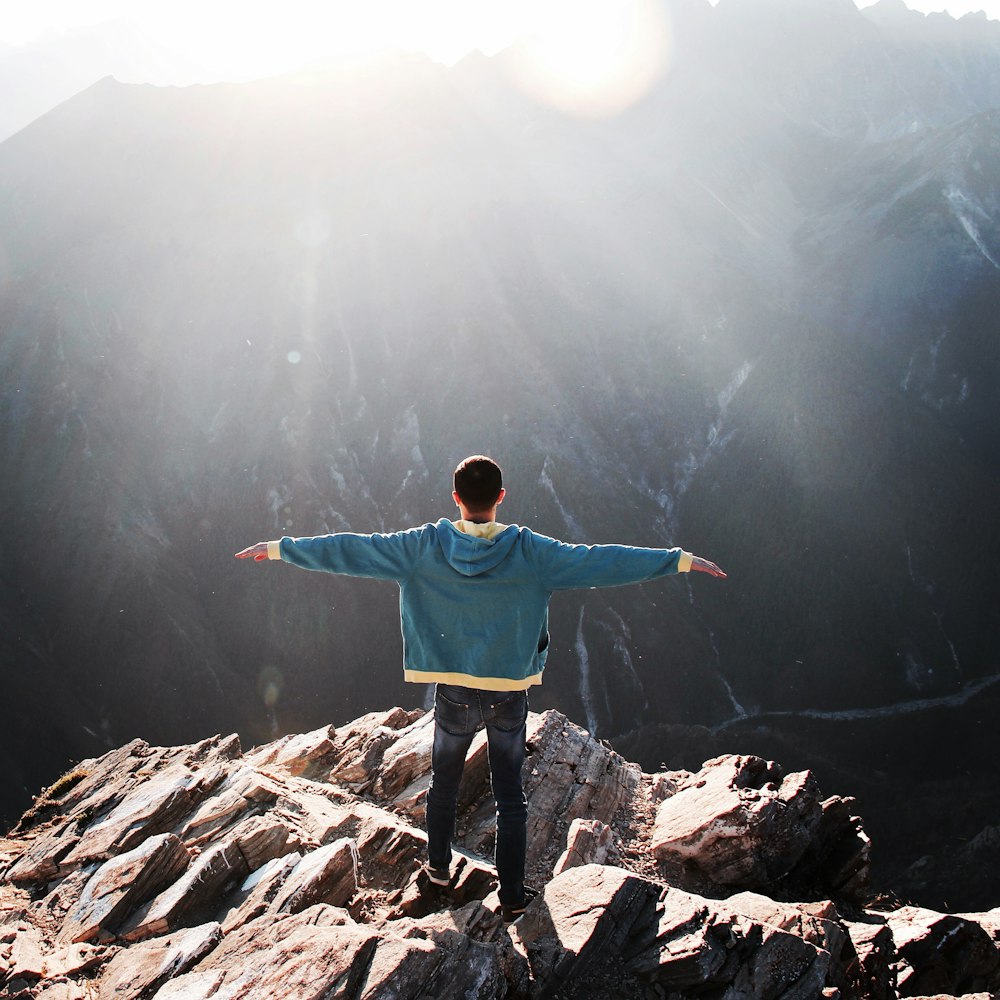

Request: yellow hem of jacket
left=679, top=550, right=693, bottom=573
left=267, top=540, right=282, bottom=560
left=403, top=670, right=543, bottom=691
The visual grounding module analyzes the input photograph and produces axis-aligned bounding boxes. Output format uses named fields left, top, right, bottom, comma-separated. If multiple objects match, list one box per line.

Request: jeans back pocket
left=488, top=690, right=528, bottom=733
left=435, top=687, right=475, bottom=736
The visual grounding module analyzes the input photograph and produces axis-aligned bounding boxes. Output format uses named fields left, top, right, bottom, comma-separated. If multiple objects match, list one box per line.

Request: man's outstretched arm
left=689, top=555, right=726, bottom=578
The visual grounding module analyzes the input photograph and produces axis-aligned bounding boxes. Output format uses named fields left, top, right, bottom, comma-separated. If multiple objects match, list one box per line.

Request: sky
left=1, top=0, right=998, bottom=83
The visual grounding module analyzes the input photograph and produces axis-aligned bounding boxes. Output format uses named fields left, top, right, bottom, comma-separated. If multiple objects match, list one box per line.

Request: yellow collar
left=453, top=519, right=508, bottom=540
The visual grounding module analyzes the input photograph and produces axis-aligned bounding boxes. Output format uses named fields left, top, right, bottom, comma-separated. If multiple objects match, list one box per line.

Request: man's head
left=453, top=455, right=504, bottom=518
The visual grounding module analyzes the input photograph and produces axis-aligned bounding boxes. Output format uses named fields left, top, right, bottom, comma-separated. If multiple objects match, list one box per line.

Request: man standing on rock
left=236, top=455, right=725, bottom=920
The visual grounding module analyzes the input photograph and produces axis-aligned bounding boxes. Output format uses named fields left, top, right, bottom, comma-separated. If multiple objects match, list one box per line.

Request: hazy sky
left=1, top=0, right=998, bottom=83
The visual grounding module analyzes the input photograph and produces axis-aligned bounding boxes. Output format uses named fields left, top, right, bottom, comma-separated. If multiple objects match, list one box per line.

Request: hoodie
left=268, top=518, right=693, bottom=691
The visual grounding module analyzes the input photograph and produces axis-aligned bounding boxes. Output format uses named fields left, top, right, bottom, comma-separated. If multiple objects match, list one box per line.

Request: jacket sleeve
left=528, top=531, right=693, bottom=591
left=272, top=526, right=427, bottom=581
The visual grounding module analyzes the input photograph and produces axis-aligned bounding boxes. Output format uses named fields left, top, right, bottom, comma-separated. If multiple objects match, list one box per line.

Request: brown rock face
left=0, top=708, right=997, bottom=999
left=651, top=753, right=870, bottom=901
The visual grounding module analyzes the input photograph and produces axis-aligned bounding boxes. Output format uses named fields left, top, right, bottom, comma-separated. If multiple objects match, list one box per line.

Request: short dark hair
left=454, top=455, right=503, bottom=513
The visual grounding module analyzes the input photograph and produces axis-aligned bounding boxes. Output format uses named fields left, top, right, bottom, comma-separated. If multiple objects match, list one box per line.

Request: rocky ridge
left=1, top=709, right=997, bottom=999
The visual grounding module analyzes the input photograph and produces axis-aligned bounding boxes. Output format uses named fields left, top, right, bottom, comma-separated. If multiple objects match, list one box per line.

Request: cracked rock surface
left=1, top=708, right=997, bottom=999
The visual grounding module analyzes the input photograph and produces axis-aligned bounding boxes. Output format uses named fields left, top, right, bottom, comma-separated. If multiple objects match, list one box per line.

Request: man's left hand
left=690, top=555, right=726, bottom=578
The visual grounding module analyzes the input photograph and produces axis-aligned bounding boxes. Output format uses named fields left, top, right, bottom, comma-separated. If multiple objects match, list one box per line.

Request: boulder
left=885, top=904, right=1000, bottom=998
left=651, top=754, right=869, bottom=901
left=511, top=864, right=661, bottom=997
left=552, top=818, right=615, bottom=876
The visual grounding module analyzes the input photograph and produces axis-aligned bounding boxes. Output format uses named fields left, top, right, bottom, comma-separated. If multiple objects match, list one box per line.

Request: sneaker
left=500, top=884, right=538, bottom=923
left=423, top=864, right=451, bottom=887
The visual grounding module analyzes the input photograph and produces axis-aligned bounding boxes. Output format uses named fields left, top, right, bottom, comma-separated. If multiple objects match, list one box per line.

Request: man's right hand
left=235, top=542, right=270, bottom=561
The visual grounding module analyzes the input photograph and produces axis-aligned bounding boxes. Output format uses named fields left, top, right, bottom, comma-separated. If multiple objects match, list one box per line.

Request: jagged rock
left=6, top=924, right=46, bottom=980
left=512, top=863, right=661, bottom=997
left=244, top=725, right=340, bottom=779
left=38, top=941, right=109, bottom=979
left=149, top=905, right=374, bottom=999
left=217, top=837, right=358, bottom=936
left=846, top=919, right=897, bottom=1000
left=885, top=904, right=1000, bottom=998
left=59, top=763, right=226, bottom=870
left=153, top=901, right=513, bottom=1000
left=119, top=839, right=249, bottom=940
left=651, top=754, right=869, bottom=901
left=320, top=707, right=425, bottom=791
left=60, top=833, right=191, bottom=944
left=266, top=837, right=359, bottom=913
left=177, top=766, right=283, bottom=847
left=723, top=891, right=858, bottom=993
left=552, top=818, right=615, bottom=876
left=2, top=708, right=997, bottom=1000
left=372, top=710, right=436, bottom=801
left=98, top=923, right=222, bottom=999
left=628, top=881, right=832, bottom=997
left=650, top=769, right=691, bottom=802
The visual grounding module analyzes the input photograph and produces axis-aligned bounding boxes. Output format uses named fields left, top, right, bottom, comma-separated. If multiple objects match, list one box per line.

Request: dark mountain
left=1, top=0, right=999, bottom=907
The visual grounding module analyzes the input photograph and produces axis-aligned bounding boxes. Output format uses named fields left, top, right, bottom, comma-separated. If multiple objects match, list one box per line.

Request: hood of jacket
left=434, top=518, right=520, bottom=576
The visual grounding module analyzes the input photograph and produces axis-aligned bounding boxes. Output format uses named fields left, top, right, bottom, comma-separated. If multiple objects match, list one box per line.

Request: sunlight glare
left=509, top=0, right=672, bottom=117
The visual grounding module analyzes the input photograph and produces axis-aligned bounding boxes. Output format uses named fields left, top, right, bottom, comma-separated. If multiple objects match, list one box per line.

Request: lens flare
left=257, top=666, right=285, bottom=709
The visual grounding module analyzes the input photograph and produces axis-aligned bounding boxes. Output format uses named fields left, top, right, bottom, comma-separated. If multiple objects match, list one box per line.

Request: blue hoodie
left=268, top=518, right=693, bottom=691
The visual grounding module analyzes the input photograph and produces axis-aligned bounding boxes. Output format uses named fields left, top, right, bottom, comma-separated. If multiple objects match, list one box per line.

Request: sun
left=508, top=0, right=672, bottom=117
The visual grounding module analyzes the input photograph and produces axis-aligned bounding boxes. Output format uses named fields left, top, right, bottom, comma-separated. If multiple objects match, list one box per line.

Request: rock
left=177, top=766, right=283, bottom=847
left=321, top=708, right=424, bottom=791
left=244, top=725, right=339, bottom=780
left=511, top=864, right=660, bottom=997
left=723, top=891, right=857, bottom=991
left=846, top=919, right=897, bottom=1000
left=6, top=924, right=47, bottom=980
left=98, top=923, right=222, bottom=999
left=58, top=763, right=226, bottom=870
left=148, top=905, right=374, bottom=1000
left=119, top=839, right=249, bottom=940
left=552, top=818, right=615, bottom=876
left=373, top=711, right=436, bottom=801
left=266, top=837, right=359, bottom=914
left=60, top=833, right=192, bottom=944
left=520, top=714, right=641, bottom=874
left=2, top=707, right=995, bottom=1000
left=650, top=770, right=691, bottom=802
left=628, top=882, right=832, bottom=998
left=392, top=852, right=498, bottom=920
left=651, top=754, right=869, bottom=901
left=41, top=941, right=109, bottom=979
left=885, top=904, right=1000, bottom=998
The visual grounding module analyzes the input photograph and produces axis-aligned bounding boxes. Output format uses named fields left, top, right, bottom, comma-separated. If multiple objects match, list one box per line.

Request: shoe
left=423, top=864, right=451, bottom=887
left=501, top=884, right=537, bottom=923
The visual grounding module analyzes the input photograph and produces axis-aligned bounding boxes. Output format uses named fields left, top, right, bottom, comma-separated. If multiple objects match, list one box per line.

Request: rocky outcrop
left=651, top=755, right=870, bottom=901
left=1, top=708, right=997, bottom=999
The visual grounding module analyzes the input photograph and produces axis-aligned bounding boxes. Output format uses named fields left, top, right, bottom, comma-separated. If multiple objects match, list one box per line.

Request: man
left=236, top=455, right=725, bottom=920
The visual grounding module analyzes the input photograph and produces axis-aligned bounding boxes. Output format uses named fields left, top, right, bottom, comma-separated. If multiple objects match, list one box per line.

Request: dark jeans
left=426, top=683, right=529, bottom=906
